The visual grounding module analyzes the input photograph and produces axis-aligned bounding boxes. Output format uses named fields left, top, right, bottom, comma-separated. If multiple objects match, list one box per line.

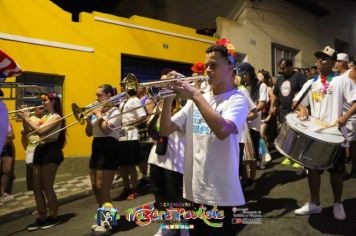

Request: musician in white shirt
left=294, top=46, right=356, bottom=220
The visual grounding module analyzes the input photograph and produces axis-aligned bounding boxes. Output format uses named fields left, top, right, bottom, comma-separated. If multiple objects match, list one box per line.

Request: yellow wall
left=0, top=0, right=215, bottom=160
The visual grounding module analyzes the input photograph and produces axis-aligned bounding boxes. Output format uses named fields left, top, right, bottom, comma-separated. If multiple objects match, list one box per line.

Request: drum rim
left=284, top=114, right=344, bottom=145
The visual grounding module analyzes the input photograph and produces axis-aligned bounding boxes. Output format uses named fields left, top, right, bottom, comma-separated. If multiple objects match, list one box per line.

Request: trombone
left=27, top=92, right=130, bottom=145
left=0, top=82, right=42, bottom=100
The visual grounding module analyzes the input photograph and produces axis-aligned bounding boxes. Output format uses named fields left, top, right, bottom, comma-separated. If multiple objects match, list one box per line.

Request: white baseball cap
left=336, top=53, right=350, bottom=62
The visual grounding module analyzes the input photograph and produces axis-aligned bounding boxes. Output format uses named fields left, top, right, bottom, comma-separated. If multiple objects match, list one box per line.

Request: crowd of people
left=0, top=39, right=355, bottom=235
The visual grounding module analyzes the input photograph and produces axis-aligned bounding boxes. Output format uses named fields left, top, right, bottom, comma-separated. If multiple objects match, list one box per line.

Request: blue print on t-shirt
left=192, top=108, right=212, bottom=135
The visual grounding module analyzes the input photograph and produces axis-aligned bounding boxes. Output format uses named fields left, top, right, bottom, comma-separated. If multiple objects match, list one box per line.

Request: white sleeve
left=293, top=79, right=313, bottom=107
left=134, top=99, right=147, bottom=118
left=223, top=94, right=249, bottom=134
left=259, top=83, right=268, bottom=102
left=107, top=108, right=122, bottom=128
left=239, top=88, right=256, bottom=111
left=172, top=100, right=192, bottom=132
left=342, top=74, right=356, bottom=104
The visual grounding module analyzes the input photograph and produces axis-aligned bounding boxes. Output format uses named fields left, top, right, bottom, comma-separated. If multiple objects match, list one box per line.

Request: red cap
left=191, top=61, right=206, bottom=73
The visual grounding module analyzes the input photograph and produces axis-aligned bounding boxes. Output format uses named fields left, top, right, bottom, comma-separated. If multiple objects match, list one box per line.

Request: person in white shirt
left=147, top=71, right=187, bottom=236
left=333, top=53, right=356, bottom=178
left=234, top=75, right=258, bottom=192
left=294, top=46, right=356, bottom=221
left=85, top=85, right=122, bottom=231
left=159, top=39, right=248, bottom=235
left=116, top=81, right=147, bottom=201
left=237, top=63, right=268, bottom=172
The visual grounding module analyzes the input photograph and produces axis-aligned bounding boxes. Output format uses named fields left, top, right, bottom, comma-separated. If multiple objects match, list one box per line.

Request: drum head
left=285, top=113, right=344, bottom=144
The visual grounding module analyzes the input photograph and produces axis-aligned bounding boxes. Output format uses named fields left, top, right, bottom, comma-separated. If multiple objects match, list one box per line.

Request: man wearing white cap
left=293, top=46, right=356, bottom=220
left=334, top=53, right=356, bottom=178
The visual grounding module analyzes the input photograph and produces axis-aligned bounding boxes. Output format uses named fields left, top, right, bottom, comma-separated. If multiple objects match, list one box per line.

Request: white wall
left=316, top=0, right=356, bottom=57
left=216, top=0, right=355, bottom=74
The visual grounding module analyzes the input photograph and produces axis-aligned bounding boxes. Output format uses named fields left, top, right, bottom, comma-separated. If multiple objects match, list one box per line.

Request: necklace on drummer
left=316, top=72, right=335, bottom=95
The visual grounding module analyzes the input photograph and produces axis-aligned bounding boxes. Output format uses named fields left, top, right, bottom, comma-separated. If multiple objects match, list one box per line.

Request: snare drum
left=275, top=113, right=345, bottom=169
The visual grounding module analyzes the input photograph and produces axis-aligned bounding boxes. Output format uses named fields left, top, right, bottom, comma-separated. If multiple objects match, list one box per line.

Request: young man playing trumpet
left=159, top=39, right=248, bottom=235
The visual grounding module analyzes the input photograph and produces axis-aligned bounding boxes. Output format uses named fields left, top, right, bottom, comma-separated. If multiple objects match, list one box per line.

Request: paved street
left=1, top=155, right=356, bottom=236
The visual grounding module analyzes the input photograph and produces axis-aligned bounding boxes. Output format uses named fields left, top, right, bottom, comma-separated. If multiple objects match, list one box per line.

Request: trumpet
left=123, top=73, right=208, bottom=99
left=8, top=105, right=44, bottom=120
left=8, top=105, right=44, bottom=115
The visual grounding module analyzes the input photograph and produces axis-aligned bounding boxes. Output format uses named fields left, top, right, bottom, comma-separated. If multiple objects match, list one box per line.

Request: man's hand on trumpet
left=165, top=71, right=201, bottom=100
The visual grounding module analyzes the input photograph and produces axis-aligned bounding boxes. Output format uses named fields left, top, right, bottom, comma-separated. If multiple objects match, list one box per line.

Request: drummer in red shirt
left=294, top=46, right=356, bottom=220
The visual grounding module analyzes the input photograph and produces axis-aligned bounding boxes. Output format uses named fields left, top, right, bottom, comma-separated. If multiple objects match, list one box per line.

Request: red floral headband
left=41, top=92, right=57, bottom=101
left=215, top=38, right=237, bottom=64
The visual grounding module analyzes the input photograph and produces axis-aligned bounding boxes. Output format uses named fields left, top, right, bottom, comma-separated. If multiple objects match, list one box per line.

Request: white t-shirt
left=295, top=72, right=356, bottom=124
left=92, top=107, right=122, bottom=140
left=119, top=97, right=147, bottom=141
left=341, top=70, right=356, bottom=141
left=0, top=100, right=9, bottom=154
left=148, top=131, right=185, bottom=174
left=294, top=72, right=356, bottom=145
left=172, top=89, right=248, bottom=206
left=238, top=87, right=256, bottom=143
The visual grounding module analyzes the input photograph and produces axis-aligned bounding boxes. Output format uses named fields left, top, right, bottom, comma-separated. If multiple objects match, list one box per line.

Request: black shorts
left=138, top=143, right=153, bottom=163
left=1, top=142, right=15, bottom=158
left=119, top=140, right=140, bottom=166
left=150, top=164, right=183, bottom=199
left=33, top=142, right=63, bottom=166
left=328, top=147, right=346, bottom=174
left=90, top=137, right=121, bottom=170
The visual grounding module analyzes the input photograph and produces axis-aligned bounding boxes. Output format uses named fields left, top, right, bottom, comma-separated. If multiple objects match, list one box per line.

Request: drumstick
left=313, top=123, right=337, bottom=132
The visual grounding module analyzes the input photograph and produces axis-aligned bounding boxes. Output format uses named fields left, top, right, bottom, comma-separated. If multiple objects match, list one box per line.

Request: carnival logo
left=125, top=204, right=225, bottom=227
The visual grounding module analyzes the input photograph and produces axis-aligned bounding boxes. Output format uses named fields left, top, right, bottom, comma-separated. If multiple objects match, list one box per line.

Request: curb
left=0, top=176, right=123, bottom=225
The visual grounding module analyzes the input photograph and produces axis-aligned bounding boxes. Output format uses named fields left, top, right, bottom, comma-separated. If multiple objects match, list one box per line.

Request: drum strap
left=292, top=83, right=312, bottom=112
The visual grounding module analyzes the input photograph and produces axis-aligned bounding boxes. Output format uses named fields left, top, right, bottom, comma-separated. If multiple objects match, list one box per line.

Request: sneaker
left=333, top=203, right=346, bottom=220
left=91, top=224, right=99, bottom=231
left=27, top=218, right=46, bottom=231
left=294, top=202, right=322, bottom=215
left=264, top=153, right=272, bottom=163
left=126, top=191, right=138, bottom=200
left=0, top=193, right=14, bottom=202
left=258, top=161, right=266, bottom=170
left=281, top=157, right=291, bottom=165
left=292, top=162, right=302, bottom=169
left=40, top=216, right=60, bottom=229
left=94, top=225, right=108, bottom=233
